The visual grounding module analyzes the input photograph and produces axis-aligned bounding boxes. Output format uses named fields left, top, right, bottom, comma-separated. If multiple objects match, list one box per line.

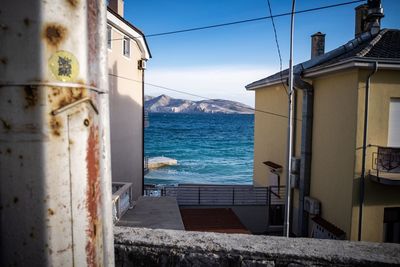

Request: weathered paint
left=43, top=23, right=68, bottom=49
left=1, top=0, right=113, bottom=265
left=86, top=124, right=101, bottom=266
left=24, top=85, right=39, bottom=108
left=67, top=0, right=80, bottom=9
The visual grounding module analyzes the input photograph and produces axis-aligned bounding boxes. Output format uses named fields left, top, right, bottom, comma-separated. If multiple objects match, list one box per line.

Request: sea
left=144, top=113, right=254, bottom=185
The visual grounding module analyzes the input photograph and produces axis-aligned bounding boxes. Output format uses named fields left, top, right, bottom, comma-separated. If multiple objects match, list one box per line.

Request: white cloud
left=145, top=65, right=278, bottom=107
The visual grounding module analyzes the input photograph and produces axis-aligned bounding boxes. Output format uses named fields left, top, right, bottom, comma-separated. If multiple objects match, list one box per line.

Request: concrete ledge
left=114, top=226, right=400, bottom=266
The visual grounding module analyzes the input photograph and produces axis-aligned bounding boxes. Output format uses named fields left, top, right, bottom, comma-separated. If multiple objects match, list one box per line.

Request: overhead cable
left=266, top=0, right=288, bottom=95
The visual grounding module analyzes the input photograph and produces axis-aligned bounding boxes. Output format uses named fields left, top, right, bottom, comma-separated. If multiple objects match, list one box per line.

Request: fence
left=144, top=157, right=149, bottom=175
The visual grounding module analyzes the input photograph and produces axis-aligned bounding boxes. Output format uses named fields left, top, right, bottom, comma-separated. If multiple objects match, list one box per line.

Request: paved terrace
left=116, top=196, right=185, bottom=230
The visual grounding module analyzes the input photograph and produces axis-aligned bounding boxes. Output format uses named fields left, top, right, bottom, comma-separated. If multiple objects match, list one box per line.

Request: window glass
left=388, top=99, right=400, bottom=147
left=123, top=37, right=130, bottom=57
left=107, top=25, right=112, bottom=49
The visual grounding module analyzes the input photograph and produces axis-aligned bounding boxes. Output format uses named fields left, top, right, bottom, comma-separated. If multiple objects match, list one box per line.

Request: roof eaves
left=246, top=31, right=377, bottom=90
left=107, top=7, right=152, bottom=59
left=245, top=77, right=286, bottom=90
left=304, top=56, right=400, bottom=78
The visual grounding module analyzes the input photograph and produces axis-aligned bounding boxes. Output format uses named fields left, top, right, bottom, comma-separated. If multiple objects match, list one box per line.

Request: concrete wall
left=108, top=22, right=144, bottom=200
left=351, top=69, right=400, bottom=242
left=309, top=70, right=359, bottom=238
left=114, top=227, right=400, bottom=266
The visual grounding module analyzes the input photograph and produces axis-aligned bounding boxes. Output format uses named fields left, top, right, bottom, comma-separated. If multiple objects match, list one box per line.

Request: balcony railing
left=370, top=146, right=400, bottom=185
left=144, top=184, right=285, bottom=206
left=144, top=156, right=149, bottom=175
left=144, top=111, right=149, bottom=128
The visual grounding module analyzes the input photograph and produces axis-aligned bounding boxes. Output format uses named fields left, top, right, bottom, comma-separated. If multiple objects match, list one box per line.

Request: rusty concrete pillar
left=0, top=0, right=114, bottom=266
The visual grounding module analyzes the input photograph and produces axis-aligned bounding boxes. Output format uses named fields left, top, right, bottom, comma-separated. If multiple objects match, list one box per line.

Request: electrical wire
left=108, top=73, right=301, bottom=121
left=266, top=0, right=288, bottom=96
left=124, top=0, right=363, bottom=38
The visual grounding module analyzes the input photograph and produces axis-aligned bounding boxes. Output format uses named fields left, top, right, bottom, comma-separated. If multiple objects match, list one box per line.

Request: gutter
left=358, top=61, right=379, bottom=241
left=303, top=57, right=400, bottom=78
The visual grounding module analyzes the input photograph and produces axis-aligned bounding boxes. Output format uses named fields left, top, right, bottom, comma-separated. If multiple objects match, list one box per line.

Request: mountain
left=144, top=94, right=253, bottom=114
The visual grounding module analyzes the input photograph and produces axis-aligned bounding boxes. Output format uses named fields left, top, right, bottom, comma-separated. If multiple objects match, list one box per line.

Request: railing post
left=232, top=187, right=234, bottom=205
left=198, top=187, right=201, bottom=205
left=266, top=187, right=272, bottom=233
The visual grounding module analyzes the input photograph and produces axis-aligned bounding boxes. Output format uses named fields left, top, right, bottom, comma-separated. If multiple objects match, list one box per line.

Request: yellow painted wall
left=309, top=70, right=359, bottom=238
left=351, top=69, right=400, bottom=242
left=108, top=24, right=144, bottom=200
left=253, top=84, right=303, bottom=235
left=253, top=85, right=303, bottom=187
left=253, top=68, right=400, bottom=241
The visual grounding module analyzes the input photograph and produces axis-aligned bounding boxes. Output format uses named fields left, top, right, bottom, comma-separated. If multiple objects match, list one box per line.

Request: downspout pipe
left=294, top=73, right=314, bottom=237
left=142, top=67, right=145, bottom=196
left=358, top=61, right=378, bottom=241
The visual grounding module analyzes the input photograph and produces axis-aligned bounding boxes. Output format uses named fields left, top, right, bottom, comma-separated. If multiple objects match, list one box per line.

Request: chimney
left=108, top=0, right=124, bottom=17
left=355, top=0, right=384, bottom=37
left=311, top=32, right=325, bottom=59
left=355, top=4, right=368, bottom=38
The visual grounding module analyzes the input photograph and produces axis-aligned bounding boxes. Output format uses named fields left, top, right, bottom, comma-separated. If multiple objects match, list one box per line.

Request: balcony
left=370, top=146, right=400, bottom=186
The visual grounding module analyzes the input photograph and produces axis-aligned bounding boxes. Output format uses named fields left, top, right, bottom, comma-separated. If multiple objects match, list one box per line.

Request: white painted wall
left=107, top=11, right=149, bottom=200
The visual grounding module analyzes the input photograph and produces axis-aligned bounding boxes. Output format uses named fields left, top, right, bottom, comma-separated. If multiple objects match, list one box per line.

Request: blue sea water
left=144, top=113, right=254, bottom=185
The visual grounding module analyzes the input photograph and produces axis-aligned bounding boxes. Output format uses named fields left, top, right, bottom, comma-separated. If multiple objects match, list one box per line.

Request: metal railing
left=144, top=111, right=149, bottom=128
left=372, top=146, right=400, bottom=175
left=144, top=184, right=286, bottom=206
left=144, top=157, right=149, bottom=175
left=112, top=182, right=133, bottom=223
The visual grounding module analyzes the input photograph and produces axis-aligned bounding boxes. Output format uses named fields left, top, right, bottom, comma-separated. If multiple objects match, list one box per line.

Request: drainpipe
left=0, top=1, right=114, bottom=265
left=294, top=75, right=314, bottom=237
left=358, top=61, right=378, bottom=241
left=142, top=66, right=145, bottom=196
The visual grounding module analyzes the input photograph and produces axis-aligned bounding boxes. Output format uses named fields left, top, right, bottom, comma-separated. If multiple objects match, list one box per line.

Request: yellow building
left=107, top=0, right=151, bottom=200
left=246, top=2, right=400, bottom=243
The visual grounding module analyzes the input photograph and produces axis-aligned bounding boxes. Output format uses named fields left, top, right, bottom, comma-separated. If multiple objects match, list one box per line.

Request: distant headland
left=144, top=94, right=254, bottom=114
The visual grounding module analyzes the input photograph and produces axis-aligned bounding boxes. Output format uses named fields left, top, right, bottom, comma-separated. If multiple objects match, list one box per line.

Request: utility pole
left=284, top=0, right=296, bottom=238
left=0, top=0, right=114, bottom=266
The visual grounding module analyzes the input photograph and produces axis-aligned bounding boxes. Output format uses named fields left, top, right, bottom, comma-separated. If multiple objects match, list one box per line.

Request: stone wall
left=114, top=227, right=400, bottom=266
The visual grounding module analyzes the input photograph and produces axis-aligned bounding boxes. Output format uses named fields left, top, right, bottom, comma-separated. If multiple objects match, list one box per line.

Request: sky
left=124, top=0, right=400, bottom=107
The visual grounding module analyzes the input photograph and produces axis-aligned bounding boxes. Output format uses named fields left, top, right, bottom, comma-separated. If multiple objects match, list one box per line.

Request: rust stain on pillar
left=42, top=23, right=67, bottom=49
left=86, top=124, right=100, bottom=267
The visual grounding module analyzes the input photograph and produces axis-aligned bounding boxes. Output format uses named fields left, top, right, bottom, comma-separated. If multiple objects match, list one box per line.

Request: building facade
left=107, top=0, right=151, bottom=200
left=246, top=0, right=400, bottom=243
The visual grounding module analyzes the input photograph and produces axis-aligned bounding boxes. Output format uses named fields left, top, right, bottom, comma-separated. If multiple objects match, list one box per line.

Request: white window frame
left=123, top=36, right=130, bottom=58
left=107, top=25, right=112, bottom=50
left=388, top=98, right=400, bottom=147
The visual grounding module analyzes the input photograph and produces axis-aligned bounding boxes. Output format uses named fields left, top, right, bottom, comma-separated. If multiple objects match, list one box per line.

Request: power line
left=266, top=0, right=288, bottom=96
left=108, top=0, right=363, bottom=42
left=143, top=0, right=364, bottom=38
left=108, top=73, right=300, bottom=121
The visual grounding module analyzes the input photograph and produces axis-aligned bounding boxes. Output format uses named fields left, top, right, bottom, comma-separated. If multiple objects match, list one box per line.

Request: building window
left=384, top=207, right=400, bottom=243
left=107, top=25, right=112, bottom=49
left=123, top=37, right=130, bottom=57
left=388, top=98, right=400, bottom=147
